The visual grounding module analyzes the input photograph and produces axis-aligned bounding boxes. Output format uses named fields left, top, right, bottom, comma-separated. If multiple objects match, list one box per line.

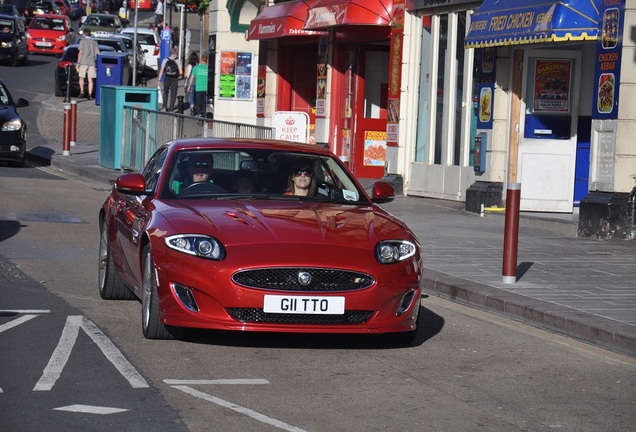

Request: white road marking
left=33, top=315, right=149, bottom=391
left=53, top=404, right=129, bottom=414
left=172, top=385, right=308, bottom=432
left=0, top=314, right=39, bottom=334
left=163, top=379, right=270, bottom=385
left=0, top=310, right=51, bottom=314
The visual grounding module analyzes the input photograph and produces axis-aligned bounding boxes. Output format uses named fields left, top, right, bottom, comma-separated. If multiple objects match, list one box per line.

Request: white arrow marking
left=53, top=404, right=129, bottom=414
left=0, top=314, right=39, bottom=334
left=171, top=385, right=307, bottom=432
left=34, top=315, right=149, bottom=391
left=163, top=379, right=269, bottom=385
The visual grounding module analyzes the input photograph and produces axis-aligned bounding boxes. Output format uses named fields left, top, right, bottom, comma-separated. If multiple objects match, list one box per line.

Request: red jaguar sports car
left=99, top=138, right=423, bottom=342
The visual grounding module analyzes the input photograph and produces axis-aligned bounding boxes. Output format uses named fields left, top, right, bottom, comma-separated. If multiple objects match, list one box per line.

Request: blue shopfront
left=461, top=0, right=614, bottom=213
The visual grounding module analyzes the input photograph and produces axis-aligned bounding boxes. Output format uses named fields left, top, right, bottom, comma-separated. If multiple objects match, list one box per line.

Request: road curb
left=422, top=268, right=636, bottom=357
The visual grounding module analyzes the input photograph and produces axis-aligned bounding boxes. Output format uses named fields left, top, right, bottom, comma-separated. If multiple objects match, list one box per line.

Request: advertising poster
left=219, top=51, right=253, bottom=100
left=316, top=62, right=327, bottom=117
left=257, top=64, right=266, bottom=117
left=363, top=131, right=387, bottom=166
left=476, top=47, right=495, bottom=129
left=533, top=59, right=571, bottom=112
left=592, top=1, right=624, bottom=120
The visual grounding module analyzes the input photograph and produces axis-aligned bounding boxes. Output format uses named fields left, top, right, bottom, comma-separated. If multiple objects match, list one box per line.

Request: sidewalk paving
left=27, top=95, right=636, bottom=358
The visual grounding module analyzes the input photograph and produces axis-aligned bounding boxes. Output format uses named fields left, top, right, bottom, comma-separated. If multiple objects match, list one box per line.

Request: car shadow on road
left=174, top=303, right=445, bottom=350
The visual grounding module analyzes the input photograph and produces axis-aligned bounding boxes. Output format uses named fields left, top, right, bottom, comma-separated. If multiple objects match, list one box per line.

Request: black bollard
left=177, top=95, right=184, bottom=114
left=64, top=65, right=72, bottom=103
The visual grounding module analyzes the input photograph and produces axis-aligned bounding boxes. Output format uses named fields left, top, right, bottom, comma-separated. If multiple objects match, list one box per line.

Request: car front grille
left=232, top=268, right=374, bottom=292
left=226, top=308, right=375, bottom=325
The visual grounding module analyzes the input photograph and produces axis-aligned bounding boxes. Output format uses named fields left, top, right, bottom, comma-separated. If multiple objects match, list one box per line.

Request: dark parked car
left=54, top=43, right=115, bottom=97
left=24, top=0, right=61, bottom=23
left=0, top=14, right=28, bottom=66
left=0, top=3, right=25, bottom=19
left=0, top=78, right=29, bottom=167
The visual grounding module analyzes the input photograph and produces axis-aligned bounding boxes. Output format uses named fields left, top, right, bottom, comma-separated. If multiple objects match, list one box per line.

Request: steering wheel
left=179, top=182, right=227, bottom=197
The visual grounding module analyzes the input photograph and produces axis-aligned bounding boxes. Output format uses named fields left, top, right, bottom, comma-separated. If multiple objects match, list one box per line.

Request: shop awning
left=248, top=0, right=326, bottom=40
left=304, top=0, right=392, bottom=30
left=464, top=0, right=600, bottom=48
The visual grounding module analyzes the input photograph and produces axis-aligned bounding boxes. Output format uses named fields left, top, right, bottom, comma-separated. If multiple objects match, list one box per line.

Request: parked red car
left=99, top=139, right=424, bottom=342
left=128, top=0, right=153, bottom=10
left=27, top=14, right=76, bottom=54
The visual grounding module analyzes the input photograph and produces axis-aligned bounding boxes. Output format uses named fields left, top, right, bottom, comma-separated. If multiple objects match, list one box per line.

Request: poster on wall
left=533, top=59, right=571, bottom=112
left=363, top=131, right=387, bottom=167
left=592, top=1, right=624, bottom=120
left=476, top=47, right=495, bottom=129
left=219, top=51, right=253, bottom=100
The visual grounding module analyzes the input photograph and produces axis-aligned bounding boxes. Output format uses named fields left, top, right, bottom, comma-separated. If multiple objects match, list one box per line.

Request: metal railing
left=121, top=107, right=274, bottom=171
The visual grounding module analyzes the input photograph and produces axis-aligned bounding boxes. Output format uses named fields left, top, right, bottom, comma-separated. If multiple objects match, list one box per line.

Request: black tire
left=11, top=50, right=19, bottom=67
left=98, top=219, right=135, bottom=300
left=21, top=50, right=28, bottom=66
left=141, top=244, right=172, bottom=339
left=55, top=83, right=65, bottom=97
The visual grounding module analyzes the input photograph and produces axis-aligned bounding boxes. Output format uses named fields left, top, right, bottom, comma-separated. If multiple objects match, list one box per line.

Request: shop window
left=364, top=51, right=389, bottom=119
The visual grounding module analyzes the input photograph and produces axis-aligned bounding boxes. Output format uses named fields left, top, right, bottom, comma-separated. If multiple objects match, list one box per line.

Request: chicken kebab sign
left=592, top=0, right=624, bottom=120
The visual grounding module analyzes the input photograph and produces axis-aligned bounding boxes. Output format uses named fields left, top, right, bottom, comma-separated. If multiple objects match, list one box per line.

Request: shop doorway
left=277, top=43, right=318, bottom=139
left=350, top=45, right=389, bottom=178
left=518, top=49, right=582, bottom=212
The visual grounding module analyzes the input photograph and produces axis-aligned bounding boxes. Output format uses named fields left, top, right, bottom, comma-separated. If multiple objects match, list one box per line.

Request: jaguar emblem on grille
left=297, top=271, right=312, bottom=286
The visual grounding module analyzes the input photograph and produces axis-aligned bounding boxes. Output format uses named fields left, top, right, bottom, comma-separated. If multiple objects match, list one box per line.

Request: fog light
left=396, top=291, right=416, bottom=316
left=172, top=283, right=199, bottom=312
left=10, top=145, right=20, bottom=152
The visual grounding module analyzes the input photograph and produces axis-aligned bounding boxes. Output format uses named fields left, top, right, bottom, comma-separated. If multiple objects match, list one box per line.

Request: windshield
left=31, top=17, right=66, bottom=31
left=159, top=148, right=368, bottom=204
left=0, top=83, right=11, bottom=106
left=0, top=19, right=14, bottom=33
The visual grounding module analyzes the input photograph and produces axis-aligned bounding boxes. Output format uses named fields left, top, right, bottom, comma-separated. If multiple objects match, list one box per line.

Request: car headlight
left=375, top=240, right=416, bottom=264
left=1, top=41, right=14, bottom=48
left=58, top=35, right=67, bottom=42
left=165, top=234, right=226, bottom=260
left=1, top=118, right=22, bottom=132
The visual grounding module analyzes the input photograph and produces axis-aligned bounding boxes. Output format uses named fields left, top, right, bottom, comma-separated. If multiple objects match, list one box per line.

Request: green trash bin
left=99, top=86, right=158, bottom=170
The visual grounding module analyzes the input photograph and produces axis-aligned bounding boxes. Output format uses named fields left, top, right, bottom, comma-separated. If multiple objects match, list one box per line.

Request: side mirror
left=371, top=181, right=396, bottom=204
left=115, top=173, right=148, bottom=195
left=16, top=98, right=29, bottom=108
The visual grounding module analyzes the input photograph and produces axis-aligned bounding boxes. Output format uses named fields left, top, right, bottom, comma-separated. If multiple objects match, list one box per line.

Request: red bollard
left=63, top=103, right=71, bottom=156
left=70, top=100, right=77, bottom=147
left=502, top=183, right=521, bottom=284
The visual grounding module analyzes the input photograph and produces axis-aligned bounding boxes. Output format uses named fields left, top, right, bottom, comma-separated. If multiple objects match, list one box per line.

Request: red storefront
left=250, top=0, right=401, bottom=179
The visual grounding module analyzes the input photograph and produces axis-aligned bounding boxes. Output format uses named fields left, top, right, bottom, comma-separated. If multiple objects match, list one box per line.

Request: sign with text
left=273, top=111, right=310, bottom=143
left=592, top=1, right=625, bottom=120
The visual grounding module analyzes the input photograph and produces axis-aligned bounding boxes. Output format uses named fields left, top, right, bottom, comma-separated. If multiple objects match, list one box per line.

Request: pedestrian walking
left=186, top=52, right=209, bottom=117
left=154, top=0, right=164, bottom=26
left=76, top=28, right=99, bottom=100
left=184, top=51, right=199, bottom=114
left=158, top=46, right=183, bottom=112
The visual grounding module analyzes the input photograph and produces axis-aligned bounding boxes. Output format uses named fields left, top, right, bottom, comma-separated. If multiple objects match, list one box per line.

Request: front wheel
left=141, top=245, right=172, bottom=339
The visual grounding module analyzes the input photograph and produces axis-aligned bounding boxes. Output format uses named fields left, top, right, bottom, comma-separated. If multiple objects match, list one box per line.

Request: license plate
left=36, top=42, right=51, bottom=47
left=263, top=295, right=345, bottom=315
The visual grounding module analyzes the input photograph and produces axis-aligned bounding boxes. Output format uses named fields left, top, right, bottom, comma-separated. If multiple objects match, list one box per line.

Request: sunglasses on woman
left=293, top=170, right=313, bottom=177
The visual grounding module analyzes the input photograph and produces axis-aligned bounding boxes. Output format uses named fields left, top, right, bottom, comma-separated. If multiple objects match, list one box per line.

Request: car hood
left=0, top=33, right=17, bottom=42
left=156, top=199, right=412, bottom=248
left=28, top=29, right=64, bottom=38
left=0, top=105, right=20, bottom=122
